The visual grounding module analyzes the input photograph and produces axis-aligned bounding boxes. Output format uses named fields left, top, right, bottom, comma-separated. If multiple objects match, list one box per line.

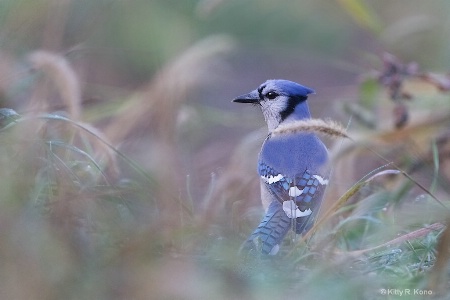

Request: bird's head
left=232, top=79, right=315, bottom=132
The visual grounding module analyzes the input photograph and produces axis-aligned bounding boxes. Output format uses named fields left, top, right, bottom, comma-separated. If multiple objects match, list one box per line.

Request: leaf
left=359, top=78, right=380, bottom=109
left=337, top=0, right=381, bottom=33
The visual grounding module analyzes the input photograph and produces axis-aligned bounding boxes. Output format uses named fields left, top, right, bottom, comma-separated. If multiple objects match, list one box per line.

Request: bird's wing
left=241, top=164, right=328, bottom=255
left=258, top=162, right=328, bottom=234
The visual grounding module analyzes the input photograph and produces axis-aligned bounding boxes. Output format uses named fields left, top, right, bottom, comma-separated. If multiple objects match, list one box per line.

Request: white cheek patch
left=261, top=174, right=284, bottom=184
left=283, top=200, right=312, bottom=219
left=313, top=175, right=329, bottom=185
left=288, top=186, right=303, bottom=197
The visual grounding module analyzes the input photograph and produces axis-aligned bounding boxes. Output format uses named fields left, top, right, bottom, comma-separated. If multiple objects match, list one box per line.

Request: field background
left=0, top=1, right=450, bottom=299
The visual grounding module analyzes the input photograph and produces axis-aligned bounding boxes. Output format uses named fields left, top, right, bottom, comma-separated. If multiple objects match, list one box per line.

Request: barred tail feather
left=240, top=201, right=292, bottom=255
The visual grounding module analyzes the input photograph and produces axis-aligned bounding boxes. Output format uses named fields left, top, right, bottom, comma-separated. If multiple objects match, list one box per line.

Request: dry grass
left=1, top=49, right=450, bottom=299
left=1, top=3, right=450, bottom=298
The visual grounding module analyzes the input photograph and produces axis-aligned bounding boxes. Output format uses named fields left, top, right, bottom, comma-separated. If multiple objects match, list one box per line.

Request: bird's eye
left=266, top=91, right=279, bottom=100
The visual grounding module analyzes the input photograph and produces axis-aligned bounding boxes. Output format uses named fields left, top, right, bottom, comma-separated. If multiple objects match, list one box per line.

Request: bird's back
left=258, top=132, right=329, bottom=236
left=259, top=132, right=328, bottom=178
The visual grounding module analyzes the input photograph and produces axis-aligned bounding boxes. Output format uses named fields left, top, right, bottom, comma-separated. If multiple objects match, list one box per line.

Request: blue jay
left=233, top=79, right=329, bottom=255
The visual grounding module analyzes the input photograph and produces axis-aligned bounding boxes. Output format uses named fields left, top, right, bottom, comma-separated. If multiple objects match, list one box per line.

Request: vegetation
left=0, top=1, right=450, bottom=299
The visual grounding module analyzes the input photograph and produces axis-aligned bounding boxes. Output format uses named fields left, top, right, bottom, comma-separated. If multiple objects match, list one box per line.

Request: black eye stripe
left=258, top=85, right=266, bottom=99
left=279, top=96, right=306, bottom=121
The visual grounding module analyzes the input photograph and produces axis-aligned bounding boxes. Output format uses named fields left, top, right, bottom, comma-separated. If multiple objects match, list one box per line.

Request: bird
left=232, top=79, right=329, bottom=255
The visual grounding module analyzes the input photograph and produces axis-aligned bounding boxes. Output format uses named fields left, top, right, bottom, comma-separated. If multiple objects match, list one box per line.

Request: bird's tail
left=239, top=200, right=292, bottom=255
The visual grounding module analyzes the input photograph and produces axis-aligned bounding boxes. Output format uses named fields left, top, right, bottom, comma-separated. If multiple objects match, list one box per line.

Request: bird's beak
left=232, top=90, right=260, bottom=104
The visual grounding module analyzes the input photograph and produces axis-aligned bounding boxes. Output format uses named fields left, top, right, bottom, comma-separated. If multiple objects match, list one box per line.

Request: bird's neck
left=268, top=102, right=311, bottom=132
left=289, top=102, right=311, bottom=121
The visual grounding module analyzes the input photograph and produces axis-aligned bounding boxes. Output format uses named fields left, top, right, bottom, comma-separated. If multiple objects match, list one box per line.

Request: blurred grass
left=0, top=1, right=450, bottom=299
